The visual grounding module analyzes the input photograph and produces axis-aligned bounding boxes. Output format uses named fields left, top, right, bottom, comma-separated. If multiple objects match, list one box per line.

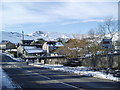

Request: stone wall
left=45, top=58, right=67, bottom=65
left=38, top=54, right=120, bottom=69
left=80, top=54, right=120, bottom=69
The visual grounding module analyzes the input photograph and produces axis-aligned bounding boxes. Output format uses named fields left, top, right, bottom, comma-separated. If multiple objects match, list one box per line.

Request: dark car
left=113, top=70, right=120, bottom=78
left=64, top=59, right=81, bottom=67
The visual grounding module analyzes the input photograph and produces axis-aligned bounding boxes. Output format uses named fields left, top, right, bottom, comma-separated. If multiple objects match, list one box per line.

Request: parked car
left=113, top=70, right=120, bottom=77
left=64, top=59, right=81, bottom=67
left=114, top=50, right=120, bottom=54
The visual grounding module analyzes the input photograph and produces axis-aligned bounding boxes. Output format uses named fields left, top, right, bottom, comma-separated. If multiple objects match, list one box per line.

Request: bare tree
left=95, top=16, right=118, bottom=68
left=97, top=24, right=106, bottom=38
left=88, top=29, right=95, bottom=39
left=97, top=16, right=117, bottom=38
left=88, top=28, right=108, bottom=68
left=88, top=29, right=101, bottom=54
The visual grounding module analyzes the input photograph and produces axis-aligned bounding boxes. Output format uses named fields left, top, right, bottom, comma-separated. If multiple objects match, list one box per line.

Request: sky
left=1, top=0, right=119, bottom=34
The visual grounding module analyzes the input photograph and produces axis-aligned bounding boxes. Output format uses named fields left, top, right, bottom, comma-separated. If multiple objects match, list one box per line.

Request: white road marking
left=27, top=70, right=79, bottom=88
left=59, top=82, right=79, bottom=88
left=27, top=70, right=51, bottom=80
left=39, top=75, right=79, bottom=88
left=39, top=74, right=51, bottom=80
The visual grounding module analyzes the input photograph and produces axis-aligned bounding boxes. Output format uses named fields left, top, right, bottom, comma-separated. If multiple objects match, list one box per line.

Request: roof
left=24, top=46, right=36, bottom=49
left=25, top=49, right=44, bottom=54
left=6, top=49, right=17, bottom=52
left=55, top=42, right=64, bottom=47
left=0, top=41, right=14, bottom=45
left=47, top=41, right=56, bottom=45
left=47, top=41, right=56, bottom=43
left=21, top=44, right=42, bottom=47
left=20, top=40, right=34, bottom=45
left=46, top=41, right=64, bottom=47
left=24, top=46, right=45, bottom=54
left=21, top=40, right=34, bottom=42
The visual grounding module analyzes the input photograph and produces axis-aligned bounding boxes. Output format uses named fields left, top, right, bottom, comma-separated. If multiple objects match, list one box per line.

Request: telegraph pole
left=22, top=31, right=24, bottom=40
left=118, top=1, right=120, bottom=32
left=118, top=1, right=120, bottom=70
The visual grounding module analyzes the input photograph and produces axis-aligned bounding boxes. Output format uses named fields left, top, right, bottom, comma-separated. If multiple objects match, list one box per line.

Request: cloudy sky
left=1, top=0, right=119, bottom=34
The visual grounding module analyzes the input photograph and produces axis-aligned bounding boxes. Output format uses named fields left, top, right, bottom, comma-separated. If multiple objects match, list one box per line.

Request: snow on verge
left=0, top=67, right=17, bottom=89
left=30, top=63, right=120, bottom=82
left=3, top=52, right=24, bottom=62
left=3, top=53, right=120, bottom=82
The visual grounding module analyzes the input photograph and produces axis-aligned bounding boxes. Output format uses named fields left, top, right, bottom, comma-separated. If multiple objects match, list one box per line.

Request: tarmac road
left=0, top=53, right=120, bottom=89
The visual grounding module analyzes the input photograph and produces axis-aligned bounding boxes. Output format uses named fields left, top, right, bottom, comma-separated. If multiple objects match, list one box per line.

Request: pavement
left=0, top=67, right=20, bottom=89
left=0, top=53, right=120, bottom=89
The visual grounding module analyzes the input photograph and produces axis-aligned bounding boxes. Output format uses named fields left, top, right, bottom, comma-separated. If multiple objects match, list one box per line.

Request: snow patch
left=3, top=53, right=24, bottom=62
left=1, top=31, right=33, bottom=44
left=3, top=53, right=120, bottom=82
left=30, top=63, right=120, bottom=82
left=0, top=67, right=18, bottom=88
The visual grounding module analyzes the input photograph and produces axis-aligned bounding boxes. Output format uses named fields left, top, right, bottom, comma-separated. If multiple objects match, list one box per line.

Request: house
left=19, top=40, right=34, bottom=45
left=17, top=45, right=47, bottom=58
left=42, top=41, right=64, bottom=53
left=0, top=41, right=16, bottom=50
left=17, top=40, right=46, bottom=58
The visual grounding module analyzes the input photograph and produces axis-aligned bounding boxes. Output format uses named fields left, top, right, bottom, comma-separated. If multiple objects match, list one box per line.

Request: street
left=0, top=53, right=120, bottom=89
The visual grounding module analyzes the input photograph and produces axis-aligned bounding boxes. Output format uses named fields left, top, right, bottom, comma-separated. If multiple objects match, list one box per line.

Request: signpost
left=102, top=38, right=113, bottom=69
left=102, top=39, right=112, bottom=49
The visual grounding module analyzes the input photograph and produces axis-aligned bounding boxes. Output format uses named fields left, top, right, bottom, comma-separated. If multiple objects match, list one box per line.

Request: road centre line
left=59, top=81, right=79, bottom=88
left=27, top=70, right=79, bottom=88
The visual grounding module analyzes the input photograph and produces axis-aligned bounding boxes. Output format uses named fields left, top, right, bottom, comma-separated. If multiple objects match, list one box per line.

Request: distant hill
left=28, top=31, right=74, bottom=41
left=0, top=31, right=74, bottom=44
left=0, top=31, right=119, bottom=44
left=0, top=31, right=33, bottom=44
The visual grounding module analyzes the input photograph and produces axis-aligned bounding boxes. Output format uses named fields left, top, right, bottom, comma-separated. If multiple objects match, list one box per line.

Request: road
left=0, top=53, right=120, bottom=89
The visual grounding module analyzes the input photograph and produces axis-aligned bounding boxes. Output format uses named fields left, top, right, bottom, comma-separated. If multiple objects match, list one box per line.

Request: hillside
left=28, top=31, right=73, bottom=41
left=0, top=31, right=119, bottom=44
left=0, top=31, right=33, bottom=44
left=0, top=31, right=73, bottom=44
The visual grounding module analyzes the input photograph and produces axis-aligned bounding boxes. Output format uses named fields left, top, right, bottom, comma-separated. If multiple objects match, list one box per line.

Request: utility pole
left=22, top=31, right=24, bottom=40
left=118, top=1, right=120, bottom=38
left=118, top=1, right=120, bottom=69
left=118, top=1, right=120, bottom=32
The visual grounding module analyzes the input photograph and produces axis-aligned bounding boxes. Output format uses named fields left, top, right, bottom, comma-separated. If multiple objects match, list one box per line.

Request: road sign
left=102, top=39, right=112, bottom=49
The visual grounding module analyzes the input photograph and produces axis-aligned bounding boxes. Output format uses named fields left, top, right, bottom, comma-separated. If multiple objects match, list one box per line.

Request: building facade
left=0, top=41, right=16, bottom=50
